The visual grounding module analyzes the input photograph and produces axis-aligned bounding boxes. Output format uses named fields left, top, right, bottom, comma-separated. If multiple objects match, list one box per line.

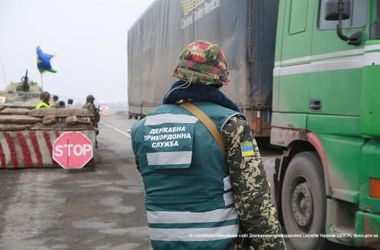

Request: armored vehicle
left=0, top=70, right=42, bottom=107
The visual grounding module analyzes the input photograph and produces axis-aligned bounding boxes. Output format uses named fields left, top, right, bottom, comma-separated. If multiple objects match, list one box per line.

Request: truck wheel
left=281, top=152, right=326, bottom=250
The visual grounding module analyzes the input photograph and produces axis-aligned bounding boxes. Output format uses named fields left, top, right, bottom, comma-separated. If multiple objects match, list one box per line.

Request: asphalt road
left=0, top=111, right=367, bottom=250
left=0, top=111, right=150, bottom=250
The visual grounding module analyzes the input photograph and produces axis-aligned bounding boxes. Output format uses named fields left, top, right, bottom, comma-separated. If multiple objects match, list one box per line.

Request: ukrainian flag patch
left=240, top=141, right=255, bottom=157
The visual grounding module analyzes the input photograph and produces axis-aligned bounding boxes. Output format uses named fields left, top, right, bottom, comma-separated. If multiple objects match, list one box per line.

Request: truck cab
left=272, top=0, right=380, bottom=248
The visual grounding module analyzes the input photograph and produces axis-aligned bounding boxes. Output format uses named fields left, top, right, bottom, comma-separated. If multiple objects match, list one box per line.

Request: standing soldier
left=51, top=95, right=59, bottom=107
left=82, top=95, right=96, bottom=113
left=131, top=41, right=285, bottom=250
left=83, top=95, right=100, bottom=123
left=55, top=100, right=66, bottom=108
left=83, top=95, right=100, bottom=147
left=35, top=91, right=51, bottom=109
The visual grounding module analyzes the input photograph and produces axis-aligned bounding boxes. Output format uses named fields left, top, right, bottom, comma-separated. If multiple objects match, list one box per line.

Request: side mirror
left=324, top=0, right=350, bottom=21
left=325, top=0, right=361, bottom=46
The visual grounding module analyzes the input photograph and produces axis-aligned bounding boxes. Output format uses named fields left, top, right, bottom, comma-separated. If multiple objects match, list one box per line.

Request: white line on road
left=100, top=122, right=131, bottom=138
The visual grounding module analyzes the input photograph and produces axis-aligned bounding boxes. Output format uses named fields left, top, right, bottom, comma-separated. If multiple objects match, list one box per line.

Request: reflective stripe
left=274, top=44, right=380, bottom=67
left=35, top=102, right=50, bottom=109
left=145, top=114, right=198, bottom=126
left=149, top=224, right=239, bottom=241
left=274, top=44, right=380, bottom=76
left=273, top=55, right=363, bottom=76
left=147, top=207, right=238, bottom=224
left=147, top=151, right=192, bottom=165
left=223, top=191, right=234, bottom=206
left=223, top=176, right=231, bottom=191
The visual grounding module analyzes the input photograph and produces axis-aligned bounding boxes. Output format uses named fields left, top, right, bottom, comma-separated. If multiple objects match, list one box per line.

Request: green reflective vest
left=132, top=102, right=241, bottom=250
left=35, top=101, right=50, bottom=109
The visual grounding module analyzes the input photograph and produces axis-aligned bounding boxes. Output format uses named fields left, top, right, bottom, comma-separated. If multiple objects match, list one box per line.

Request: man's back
left=131, top=40, right=285, bottom=250
left=132, top=102, right=241, bottom=250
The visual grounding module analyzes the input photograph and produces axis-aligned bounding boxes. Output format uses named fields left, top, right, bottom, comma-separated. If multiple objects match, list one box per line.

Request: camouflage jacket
left=83, top=103, right=100, bottom=123
left=223, top=116, right=286, bottom=250
left=82, top=103, right=96, bottom=114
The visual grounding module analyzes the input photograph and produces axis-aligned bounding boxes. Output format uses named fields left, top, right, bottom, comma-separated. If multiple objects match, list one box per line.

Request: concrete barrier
left=0, top=130, right=96, bottom=168
left=0, top=106, right=97, bottom=169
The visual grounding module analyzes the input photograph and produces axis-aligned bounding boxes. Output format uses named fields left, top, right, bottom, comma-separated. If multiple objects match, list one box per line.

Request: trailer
left=128, top=0, right=278, bottom=137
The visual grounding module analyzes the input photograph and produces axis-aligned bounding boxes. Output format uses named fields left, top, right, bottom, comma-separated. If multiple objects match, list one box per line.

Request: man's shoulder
left=226, top=115, right=247, bottom=125
left=153, top=104, right=180, bottom=113
left=83, top=103, right=96, bottom=110
left=131, top=116, right=147, bottom=133
left=196, top=102, right=240, bottom=114
left=222, top=115, right=249, bottom=136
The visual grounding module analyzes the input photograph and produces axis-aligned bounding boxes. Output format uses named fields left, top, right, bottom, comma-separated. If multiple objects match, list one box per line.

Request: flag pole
left=0, top=56, right=7, bottom=87
left=40, top=73, right=43, bottom=91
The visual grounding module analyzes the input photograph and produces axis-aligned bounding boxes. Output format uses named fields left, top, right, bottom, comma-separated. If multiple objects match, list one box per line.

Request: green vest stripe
left=151, top=239, right=234, bottom=250
left=145, top=113, right=198, bottom=126
left=149, top=219, right=238, bottom=229
left=147, top=151, right=192, bottom=165
left=223, top=176, right=232, bottom=191
left=149, top=224, right=238, bottom=241
left=223, top=191, right=234, bottom=206
left=147, top=207, right=237, bottom=224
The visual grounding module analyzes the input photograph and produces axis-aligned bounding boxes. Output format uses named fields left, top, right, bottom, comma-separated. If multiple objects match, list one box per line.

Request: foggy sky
left=0, top=0, right=154, bottom=105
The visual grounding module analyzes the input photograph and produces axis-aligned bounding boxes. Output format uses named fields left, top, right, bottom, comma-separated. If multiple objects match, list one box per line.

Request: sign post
left=53, top=132, right=93, bottom=169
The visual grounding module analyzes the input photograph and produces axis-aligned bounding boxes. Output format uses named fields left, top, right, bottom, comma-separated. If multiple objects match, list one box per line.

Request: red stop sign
left=53, top=132, right=93, bottom=169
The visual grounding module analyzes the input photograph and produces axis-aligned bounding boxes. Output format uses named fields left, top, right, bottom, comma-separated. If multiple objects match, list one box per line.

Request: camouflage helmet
left=86, top=95, right=95, bottom=102
left=173, top=40, right=230, bottom=85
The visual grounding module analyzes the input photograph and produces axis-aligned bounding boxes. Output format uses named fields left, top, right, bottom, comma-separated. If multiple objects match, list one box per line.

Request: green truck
left=128, top=0, right=380, bottom=248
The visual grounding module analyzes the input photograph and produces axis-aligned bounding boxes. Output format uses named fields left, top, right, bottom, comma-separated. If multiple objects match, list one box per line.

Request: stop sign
left=53, top=132, right=93, bottom=169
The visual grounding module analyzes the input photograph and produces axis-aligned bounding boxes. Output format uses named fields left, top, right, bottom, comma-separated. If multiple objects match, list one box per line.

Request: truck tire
left=281, top=152, right=326, bottom=250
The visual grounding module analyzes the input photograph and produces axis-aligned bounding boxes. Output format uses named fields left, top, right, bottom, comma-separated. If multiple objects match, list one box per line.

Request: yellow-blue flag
left=36, top=46, right=57, bottom=73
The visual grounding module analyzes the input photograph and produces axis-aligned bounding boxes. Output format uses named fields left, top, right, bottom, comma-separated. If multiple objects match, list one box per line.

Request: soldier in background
left=131, top=41, right=285, bottom=250
left=55, top=100, right=66, bottom=108
left=83, top=95, right=100, bottom=148
left=35, top=91, right=50, bottom=109
left=83, top=95, right=100, bottom=123
left=51, top=95, right=59, bottom=107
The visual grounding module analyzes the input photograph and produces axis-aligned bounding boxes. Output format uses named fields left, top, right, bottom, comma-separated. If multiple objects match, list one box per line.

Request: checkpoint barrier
left=0, top=106, right=96, bottom=169
left=53, top=132, right=94, bottom=169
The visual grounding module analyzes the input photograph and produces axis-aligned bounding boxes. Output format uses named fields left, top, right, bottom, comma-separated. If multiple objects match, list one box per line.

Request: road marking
left=101, top=122, right=131, bottom=138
